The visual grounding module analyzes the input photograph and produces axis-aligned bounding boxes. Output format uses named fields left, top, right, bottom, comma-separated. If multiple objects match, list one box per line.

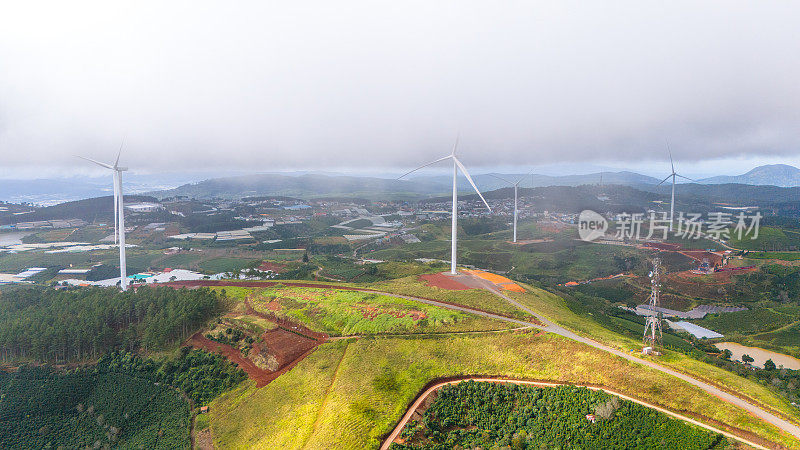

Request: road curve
left=379, top=378, right=770, bottom=450
left=480, top=282, right=800, bottom=442
left=159, top=279, right=800, bottom=443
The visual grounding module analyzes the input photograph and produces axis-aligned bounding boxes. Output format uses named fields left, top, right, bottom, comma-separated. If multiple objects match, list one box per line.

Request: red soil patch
left=186, top=325, right=324, bottom=388
left=187, top=333, right=275, bottom=387
left=258, top=328, right=318, bottom=367
left=642, top=242, right=683, bottom=251
left=680, top=250, right=723, bottom=266
left=668, top=266, right=757, bottom=286
left=265, top=300, right=282, bottom=311
left=184, top=298, right=328, bottom=388
left=259, top=261, right=288, bottom=273
left=244, top=298, right=328, bottom=342
left=418, top=273, right=472, bottom=290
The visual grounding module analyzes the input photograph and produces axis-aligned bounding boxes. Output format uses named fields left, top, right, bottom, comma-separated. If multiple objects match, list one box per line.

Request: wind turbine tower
left=399, top=139, right=492, bottom=275
left=657, top=149, right=696, bottom=232
left=77, top=146, right=129, bottom=291
left=490, top=172, right=531, bottom=243
left=643, top=258, right=663, bottom=347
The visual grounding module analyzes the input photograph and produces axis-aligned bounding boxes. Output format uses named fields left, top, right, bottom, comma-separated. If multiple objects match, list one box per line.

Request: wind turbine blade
left=668, top=148, right=675, bottom=174
left=75, top=155, right=114, bottom=170
left=114, top=139, right=124, bottom=168
left=453, top=157, right=492, bottom=212
left=397, top=155, right=451, bottom=179
left=675, top=174, right=698, bottom=183
left=656, top=174, right=672, bottom=186
left=516, top=170, right=534, bottom=185
left=488, top=173, right=514, bottom=185
left=450, top=135, right=459, bottom=156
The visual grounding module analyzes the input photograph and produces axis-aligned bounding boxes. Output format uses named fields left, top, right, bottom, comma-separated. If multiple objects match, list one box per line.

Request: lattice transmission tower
left=643, top=258, right=663, bottom=347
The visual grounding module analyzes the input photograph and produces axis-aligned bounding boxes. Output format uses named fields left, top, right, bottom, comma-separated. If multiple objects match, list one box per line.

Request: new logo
left=578, top=210, right=607, bottom=242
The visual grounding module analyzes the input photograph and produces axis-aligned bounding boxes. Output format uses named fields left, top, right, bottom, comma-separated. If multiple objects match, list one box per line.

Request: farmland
left=369, top=276, right=536, bottom=321
left=393, top=382, right=728, bottom=449
left=246, top=285, right=514, bottom=335
left=0, top=369, right=190, bottom=449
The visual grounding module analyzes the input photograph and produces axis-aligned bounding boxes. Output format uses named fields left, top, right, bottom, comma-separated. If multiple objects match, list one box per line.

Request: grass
left=208, top=331, right=800, bottom=449
left=0, top=249, right=116, bottom=272
left=248, top=286, right=514, bottom=335
left=158, top=252, right=204, bottom=269
left=506, top=284, right=800, bottom=423
left=210, top=340, right=349, bottom=448
left=745, top=251, right=800, bottom=261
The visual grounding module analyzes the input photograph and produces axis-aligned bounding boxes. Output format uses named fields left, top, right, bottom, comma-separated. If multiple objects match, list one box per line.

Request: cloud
left=1, top=0, right=799, bottom=172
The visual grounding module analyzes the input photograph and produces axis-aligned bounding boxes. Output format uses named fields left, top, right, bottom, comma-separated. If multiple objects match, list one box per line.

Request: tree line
left=0, top=286, right=223, bottom=362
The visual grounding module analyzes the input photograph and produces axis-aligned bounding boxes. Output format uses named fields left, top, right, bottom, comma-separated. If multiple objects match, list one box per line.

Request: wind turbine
left=399, top=139, right=492, bottom=275
left=77, top=144, right=128, bottom=290
left=657, top=148, right=697, bottom=232
left=490, top=172, right=531, bottom=243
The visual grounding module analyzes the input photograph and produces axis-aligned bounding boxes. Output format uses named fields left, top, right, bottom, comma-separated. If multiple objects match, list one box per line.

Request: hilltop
left=700, top=164, right=800, bottom=187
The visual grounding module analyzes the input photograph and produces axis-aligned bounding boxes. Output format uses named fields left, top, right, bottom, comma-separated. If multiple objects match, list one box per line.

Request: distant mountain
left=0, top=173, right=213, bottom=206
left=416, top=171, right=661, bottom=191
left=152, top=173, right=452, bottom=201
left=0, top=195, right=158, bottom=225
left=699, top=164, right=800, bottom=187
left=151, top=171, right=664, bottom=201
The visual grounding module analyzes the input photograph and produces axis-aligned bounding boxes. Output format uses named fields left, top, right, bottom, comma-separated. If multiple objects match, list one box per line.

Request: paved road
left=336, top=273, right=800, bottom=444
left=161, top=278, right=800, bottom=443
left=380, top=378, right=770, bottom=450
left=464, top=274, right=800, bottom=442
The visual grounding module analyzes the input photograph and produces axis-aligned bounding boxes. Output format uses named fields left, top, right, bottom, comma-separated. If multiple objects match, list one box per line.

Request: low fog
left=1, top=1, right=799, bottom=173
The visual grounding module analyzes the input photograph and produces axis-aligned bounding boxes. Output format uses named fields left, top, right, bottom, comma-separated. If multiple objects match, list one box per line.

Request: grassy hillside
left=208, top=332, right=800, bottom=449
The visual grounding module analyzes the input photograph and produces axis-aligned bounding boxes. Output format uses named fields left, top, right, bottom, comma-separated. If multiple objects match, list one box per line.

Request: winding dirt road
left=159, top=278, right=800, bottom=444
left=379, top=378, right=770, bottom=450
left=481, top=281, right=800, bottom=442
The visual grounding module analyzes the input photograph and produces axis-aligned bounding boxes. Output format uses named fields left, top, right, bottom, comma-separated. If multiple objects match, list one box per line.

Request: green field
left=745, top=251, right=800, bottom=261
left=158, top=252, right=204, bottom=269
left=208, top=332, right=800, bottom=449
left=0, top=370, right=190, bottom=449
left=249, top=286, right=513, bottom=335
left=730, top=226, right=800, bottom=252
left=369, top=276, right=536, bottom=321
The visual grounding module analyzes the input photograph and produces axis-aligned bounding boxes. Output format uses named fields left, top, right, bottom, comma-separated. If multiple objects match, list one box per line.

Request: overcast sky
left=2, top=1, right=799, bottom=177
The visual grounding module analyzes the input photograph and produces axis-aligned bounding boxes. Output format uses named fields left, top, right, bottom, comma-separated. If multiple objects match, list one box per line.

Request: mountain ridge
left=699, top=164, right=800, bottom=187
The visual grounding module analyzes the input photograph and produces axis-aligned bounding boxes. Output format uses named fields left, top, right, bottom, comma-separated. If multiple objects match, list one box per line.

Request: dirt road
left=379, top=378, right=771, bottom=450
left=471, top=275, right=800, bottom=442
left=159, top=278, right=800, bottom=442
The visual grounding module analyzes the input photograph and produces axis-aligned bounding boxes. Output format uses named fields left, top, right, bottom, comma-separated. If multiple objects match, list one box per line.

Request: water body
left=715, top=342, right=800, bottom=370
left=0, top=231, right=32, bottom=246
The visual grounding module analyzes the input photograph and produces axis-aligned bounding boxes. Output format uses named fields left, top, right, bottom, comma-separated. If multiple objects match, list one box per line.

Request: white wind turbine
left=657, top=149, right=697, bottom=232
left=399, top=139, right=492, bottom=275
left=490, top=172, right=531, bottom=243
left=77, top=145, right=128, bottom=290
